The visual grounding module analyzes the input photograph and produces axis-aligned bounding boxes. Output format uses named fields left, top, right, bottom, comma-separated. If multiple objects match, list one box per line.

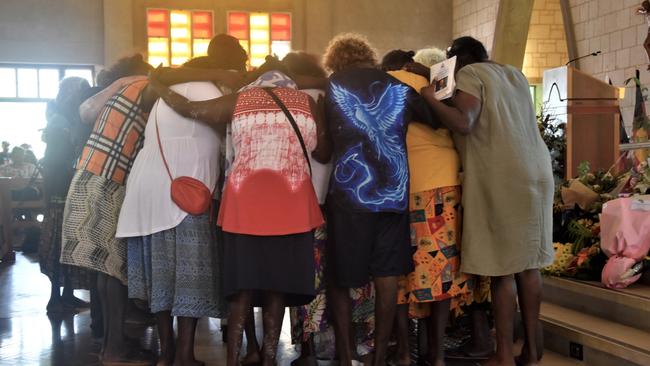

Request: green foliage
left=566, top=219, right=594, bottom=253
left=577, top=161, right=590, bottom=178
left=538, top=103, right=566, bottom=184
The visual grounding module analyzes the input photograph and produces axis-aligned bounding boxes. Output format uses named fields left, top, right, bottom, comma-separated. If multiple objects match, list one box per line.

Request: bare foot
left=482, top=356, right=516, bottom=366
left=173, top=358, right=204, bottom=366
left=515, top=355, right=542, bottom=366
left=241, top=349, right=261, bottom=365
left=395, top=350, right=411, bottom=366
left=156, top=348, right=174, bottom=366
left=360, top=352, right=373, bottom=366
left=102, top=347, right=152, bottom=365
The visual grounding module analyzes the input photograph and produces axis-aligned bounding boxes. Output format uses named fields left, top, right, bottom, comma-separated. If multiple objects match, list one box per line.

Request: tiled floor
left=0, top=253, right=576, bottom=366
left=0, top=253, right=303, bottom=366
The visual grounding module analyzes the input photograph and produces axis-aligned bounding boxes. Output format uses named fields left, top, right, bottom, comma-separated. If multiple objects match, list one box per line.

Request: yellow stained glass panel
left=148, top=37, right=169, bottom=67
left=249, top=13, right=270, bottom=67
left=170, top=10, right=191, bottom=66
left=193, top=39, right=210, bottom=57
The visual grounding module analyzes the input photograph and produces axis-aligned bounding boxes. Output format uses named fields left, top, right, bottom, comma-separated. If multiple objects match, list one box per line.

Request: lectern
left=543, top=66, right=620, bottom=179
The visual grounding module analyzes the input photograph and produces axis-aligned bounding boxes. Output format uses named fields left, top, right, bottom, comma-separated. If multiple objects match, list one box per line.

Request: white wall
left=0, top=0, right=452, bottom=67
left=0, top=0, right=104, bottom=65
left=453, top=0, right=500, bottom=54
left=569, top=0, right=649, bottom=131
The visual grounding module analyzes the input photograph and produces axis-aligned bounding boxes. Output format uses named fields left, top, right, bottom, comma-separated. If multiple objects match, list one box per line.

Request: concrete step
left=543, top=276, right=650, bottom=332
left=539, top=350, right=583, bottom=366
left=540, top=301, right=650, bottom=366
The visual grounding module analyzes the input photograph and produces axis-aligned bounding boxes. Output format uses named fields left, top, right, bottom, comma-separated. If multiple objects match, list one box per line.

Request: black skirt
left=223, top=231, right=316, bottom=307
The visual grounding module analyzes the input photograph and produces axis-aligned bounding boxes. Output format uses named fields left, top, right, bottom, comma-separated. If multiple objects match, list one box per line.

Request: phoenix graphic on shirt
left=330, top=81, right=410, bottom=210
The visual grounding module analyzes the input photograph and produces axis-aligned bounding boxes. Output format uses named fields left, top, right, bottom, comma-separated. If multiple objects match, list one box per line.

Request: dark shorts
left=222, top=230, right=316, bottom=307
left=326, top=202, right=413, bottom=288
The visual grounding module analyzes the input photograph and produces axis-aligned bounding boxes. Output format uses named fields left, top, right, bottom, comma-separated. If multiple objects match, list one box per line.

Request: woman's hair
left=10, top=146, right=25, bottom=161
left=282, top=52, right=326, bottom=78
left=183, top=56, right=221, bottom=69
left=380, top=50, right=415, bottom=71
left=413, top=47, right=447, bottom=68
left=447, top=36, right=489, bottom=64
left=207, top=34, right=248, bottom=72
left=54, top=76, right=91, bottom=120
left=98, top=54, right=152, bottom=88
left=323, top=33, right=378, bottom=74
left=56, top=77, right=90, bottom=103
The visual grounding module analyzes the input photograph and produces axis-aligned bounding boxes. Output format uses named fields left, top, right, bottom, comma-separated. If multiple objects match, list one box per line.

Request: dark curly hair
left=380, top=49, right=416, bottom=71
left=323, top=33, right=378, bottom=74
left=447, top=36, right=489, bottom=66
left=207, top=34, right=248, bottom=72
left=282, top=52, right=326, bottom=78
left=98, top=54, right=152, bottom=88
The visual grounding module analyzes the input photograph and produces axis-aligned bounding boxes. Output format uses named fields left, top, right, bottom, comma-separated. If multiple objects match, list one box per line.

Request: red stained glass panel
left=228, top=12, right=249, bottom=40
left=270, top=13, right=291, bottom=41
left=147, top=9, right=169, bottom=37
left=192, top=11, right=213, bottom=39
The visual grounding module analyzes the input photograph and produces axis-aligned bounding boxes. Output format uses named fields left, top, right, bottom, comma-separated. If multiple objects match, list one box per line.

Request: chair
left=0, top=177, right=46, bottom=262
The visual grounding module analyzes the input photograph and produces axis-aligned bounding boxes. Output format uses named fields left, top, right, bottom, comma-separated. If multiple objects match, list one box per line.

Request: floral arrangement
left=543, top=162, right=624, bottom=280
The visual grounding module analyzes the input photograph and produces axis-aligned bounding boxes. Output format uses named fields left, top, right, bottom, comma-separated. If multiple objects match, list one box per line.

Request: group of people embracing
left=40, top=31, right=553, bottom=366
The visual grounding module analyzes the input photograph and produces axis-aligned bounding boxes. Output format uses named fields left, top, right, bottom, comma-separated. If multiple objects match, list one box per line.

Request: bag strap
left=154, top=107, right=174, bottom=181
left=262, top=88, right=312, bottom=176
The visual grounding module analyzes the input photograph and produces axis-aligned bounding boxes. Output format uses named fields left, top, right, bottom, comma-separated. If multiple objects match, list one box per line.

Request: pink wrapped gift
left=600, top=196, right=650, bottom=261
left=600, top=196, right=650, bottom=288
left=601, top=255, right=642, bottom=289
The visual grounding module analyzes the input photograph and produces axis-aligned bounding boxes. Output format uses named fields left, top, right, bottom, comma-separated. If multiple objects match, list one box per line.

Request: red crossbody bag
left=155, top=110, right=212, bottom=215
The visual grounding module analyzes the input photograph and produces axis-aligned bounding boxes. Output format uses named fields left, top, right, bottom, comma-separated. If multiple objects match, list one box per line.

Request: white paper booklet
left=429, top=56, right=457, bottom=100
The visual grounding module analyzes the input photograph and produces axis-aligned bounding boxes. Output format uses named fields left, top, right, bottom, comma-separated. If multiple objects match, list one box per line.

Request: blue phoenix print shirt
left=326, top=67, right=438, bottom=212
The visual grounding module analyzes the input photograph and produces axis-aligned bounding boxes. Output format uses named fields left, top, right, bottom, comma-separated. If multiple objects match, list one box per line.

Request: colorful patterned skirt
left=397, top=186, right=474, bottom=318
left=290, top=224, right=376, bottom=357
left=39, top=197, right=94, bottom=289
left=61, top=170, right=127, bottom=283
left=127, top=214, right=225, bottom=318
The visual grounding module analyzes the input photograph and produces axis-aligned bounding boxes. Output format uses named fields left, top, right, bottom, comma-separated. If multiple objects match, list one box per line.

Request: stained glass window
left=146, top=9, right=214, bottom=67
left=228, top=12, right=292, bottom=67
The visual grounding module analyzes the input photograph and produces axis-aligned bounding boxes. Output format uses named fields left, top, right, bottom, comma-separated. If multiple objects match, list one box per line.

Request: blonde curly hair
left=413, top=47, right=447, bottom=68
left=323, top=33, right=378, bottom=74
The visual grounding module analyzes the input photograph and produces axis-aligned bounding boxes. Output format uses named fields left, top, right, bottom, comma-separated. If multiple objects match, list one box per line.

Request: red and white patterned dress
left=217, top=87, right=323, bottom=235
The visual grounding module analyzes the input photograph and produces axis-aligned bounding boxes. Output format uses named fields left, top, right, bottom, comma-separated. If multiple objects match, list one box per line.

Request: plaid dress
left=61, top=80, right=148, bottom=283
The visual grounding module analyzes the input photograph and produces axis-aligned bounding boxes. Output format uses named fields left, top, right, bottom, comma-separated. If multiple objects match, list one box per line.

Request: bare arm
left=403, top=62, right=431, bottom=81
left=310, top=95, right=332, bottom=164
left=155, top=67, right=246, bottom=90
left=79, top=75, right=146, bottom=124
left=148, top=76, right=237, bottom=128
left=421, top=86, right=481, bottom=136
left=294, top=75, right=328, bottom=90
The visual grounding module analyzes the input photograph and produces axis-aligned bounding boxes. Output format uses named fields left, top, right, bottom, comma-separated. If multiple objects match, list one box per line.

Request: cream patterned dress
left=453, top=63, right=554, bottom=276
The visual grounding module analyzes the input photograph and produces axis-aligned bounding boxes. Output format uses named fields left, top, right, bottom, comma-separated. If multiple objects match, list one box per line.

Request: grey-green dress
left=454, top=63, right=554, bottom=276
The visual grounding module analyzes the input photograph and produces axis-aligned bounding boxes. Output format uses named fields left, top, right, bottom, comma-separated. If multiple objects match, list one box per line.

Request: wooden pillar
left=491, top=0, right=534, bottom=69
left=560, top=0, right=578, bottom=68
